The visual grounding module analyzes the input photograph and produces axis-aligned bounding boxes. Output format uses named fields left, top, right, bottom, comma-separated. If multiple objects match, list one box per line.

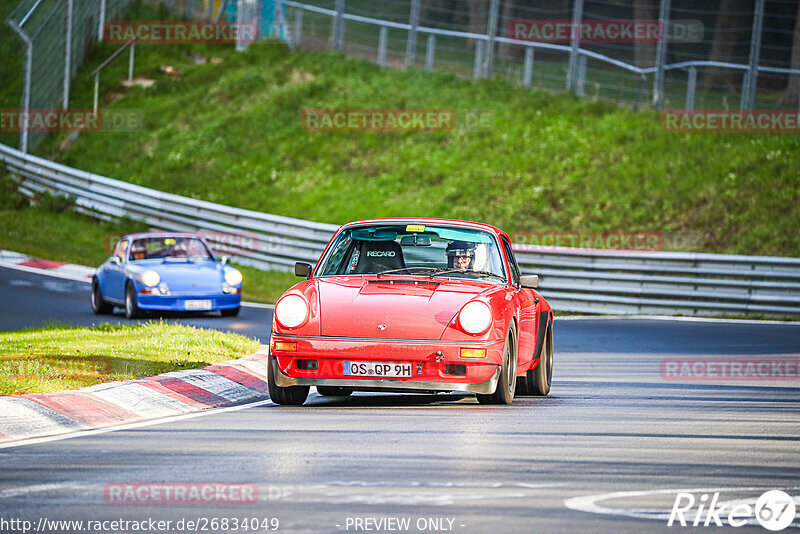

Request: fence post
left=685, top=66, right=696, bottom=110
left=377, top=25, right=388, bottom=67
left=293, top=8, right=303, bottom=49
left=333, top=0, right=345, bottom=51
left=98, top=0, right=107, bottom=41
left=7, top=20, right=32, bottom=154
left=93, top=73, right=100, bottom=113
left=236, top=0, right=257, bottom=52
left=425, top=34, right=435, bottom=71
left=652, top=0, right=671, bottom=109
left=576, top=54, right=587, bottom=97
left=741, top=0, right=765, bottom=110
left=634, top=74, right=646, bottom=111
left=473, top=40, right=484, bottom=79
left=63, top=0, right=73, bottom=110
left=405, top=0, right=420, bottom=67
left=566, top=0, right=583, bottom=91
left=483, top=0, right=500, bottom=78
left=523, top=47, right=534, bottom=87
left=208, top=0, right=215, bottom=20
left=128, top=43, right=135, bottom=81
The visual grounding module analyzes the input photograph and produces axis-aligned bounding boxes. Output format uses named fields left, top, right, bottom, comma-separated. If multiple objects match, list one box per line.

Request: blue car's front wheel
left=91, top=280, right=113, bottom=315
left=125, top=282, right=142, bottom=319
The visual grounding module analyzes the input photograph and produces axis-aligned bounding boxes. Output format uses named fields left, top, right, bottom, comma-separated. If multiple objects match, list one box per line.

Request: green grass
left=37, top=37, right=799, bottom=257
left=0, top=322, right=260, bottom=395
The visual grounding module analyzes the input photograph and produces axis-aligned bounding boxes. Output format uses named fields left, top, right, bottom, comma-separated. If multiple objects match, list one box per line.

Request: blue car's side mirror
left=110, top=256, right=121, bottom=265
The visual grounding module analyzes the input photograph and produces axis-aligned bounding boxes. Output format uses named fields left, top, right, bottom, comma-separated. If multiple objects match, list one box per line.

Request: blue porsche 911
left=91, top=232, right=243, bottom=319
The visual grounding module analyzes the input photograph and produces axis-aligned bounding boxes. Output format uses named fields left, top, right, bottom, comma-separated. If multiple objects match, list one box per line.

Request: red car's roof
left=340, top=218, right=505, bottom=236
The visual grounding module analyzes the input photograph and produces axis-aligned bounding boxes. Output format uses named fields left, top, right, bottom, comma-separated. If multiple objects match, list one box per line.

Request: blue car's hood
left=128, top=259, right=223, bottom=293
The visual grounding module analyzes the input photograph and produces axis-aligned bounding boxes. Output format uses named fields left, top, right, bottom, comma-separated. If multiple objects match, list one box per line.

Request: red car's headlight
left=458, top=301, right=492, bottom=334
left=275, top=294, right=309, bottom=328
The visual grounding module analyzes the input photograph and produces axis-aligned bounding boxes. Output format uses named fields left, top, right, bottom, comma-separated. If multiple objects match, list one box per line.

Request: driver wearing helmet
left=131, top=242, right=146, bottom=261
left=446, top=240, right=476, bottom=270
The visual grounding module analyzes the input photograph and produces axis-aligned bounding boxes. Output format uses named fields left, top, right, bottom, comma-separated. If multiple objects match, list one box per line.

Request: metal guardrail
left=2, top=141, right=799, bottom=318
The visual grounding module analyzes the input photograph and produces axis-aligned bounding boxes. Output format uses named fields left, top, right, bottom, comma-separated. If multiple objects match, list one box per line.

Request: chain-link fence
left=5, top=0, right=800, bottom=153
left=5, top=0, right=135, bottom=152
left=3, top=0, right=229, bottom=153
left=278, top=0, right=800, bottom=112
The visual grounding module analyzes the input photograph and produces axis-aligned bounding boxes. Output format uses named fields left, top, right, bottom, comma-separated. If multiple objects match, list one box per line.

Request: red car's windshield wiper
left=375, top=266, right=439, bottom=277
left=429, top=269, right=505, bottom=281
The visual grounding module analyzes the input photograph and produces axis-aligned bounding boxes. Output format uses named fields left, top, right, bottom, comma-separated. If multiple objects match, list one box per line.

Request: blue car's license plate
left=184, top=299, right=212, bottom=311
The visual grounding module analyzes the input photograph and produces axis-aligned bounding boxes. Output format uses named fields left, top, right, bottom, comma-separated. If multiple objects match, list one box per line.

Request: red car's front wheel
left=268, top=354, right=310, bottom=405
left=476, top=325, right=517, bottom=405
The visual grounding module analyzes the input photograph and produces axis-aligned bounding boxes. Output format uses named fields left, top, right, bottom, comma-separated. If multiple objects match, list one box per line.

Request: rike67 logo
left=669, top=490, right=796, bottom=531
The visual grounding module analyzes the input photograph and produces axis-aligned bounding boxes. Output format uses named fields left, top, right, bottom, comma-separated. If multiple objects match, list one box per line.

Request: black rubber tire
left=476, top=325, right=517, bottom=405
left=316, top=386, right=353, bottom=397
left=268, top=354, right=309, bottom=406
left=124, top=282, right=142, bottom=319
left=91, top=280, right=113, bottom=315
left=528, top=317, right=553, bottom=396
left=220, top=307, right=240, bottom=317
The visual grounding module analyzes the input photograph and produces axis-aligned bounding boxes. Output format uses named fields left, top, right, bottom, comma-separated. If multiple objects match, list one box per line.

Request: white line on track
left=564, top=486, right=800, bottom=527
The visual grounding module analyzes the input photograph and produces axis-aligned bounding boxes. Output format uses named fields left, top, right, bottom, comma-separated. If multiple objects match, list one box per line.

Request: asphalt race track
left=2, top=265, right=800, bottom=533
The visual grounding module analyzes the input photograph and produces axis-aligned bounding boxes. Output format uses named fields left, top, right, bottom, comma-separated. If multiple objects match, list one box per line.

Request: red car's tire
left=476, top=324, right=517, bottom=405
left=528, top=320, right=553, bottom=396
left=268, top=354, right=309, bottom=405
left=91, top=280, right=113, bottom=315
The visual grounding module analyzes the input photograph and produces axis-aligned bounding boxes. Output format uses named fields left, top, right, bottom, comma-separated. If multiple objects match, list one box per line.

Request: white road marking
left=564, top=486, right=800, bottom=527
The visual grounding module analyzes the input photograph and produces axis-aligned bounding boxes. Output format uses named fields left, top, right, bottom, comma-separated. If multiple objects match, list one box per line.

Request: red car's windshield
left=129, top=237, right=213, bottom=261
left=316, top=224, right=506, bottom=283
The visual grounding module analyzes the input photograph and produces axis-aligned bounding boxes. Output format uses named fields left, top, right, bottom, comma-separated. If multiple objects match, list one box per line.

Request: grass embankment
left=35, top=31, right=799, bottom=256
left=0, top=322, right=260, bottom=395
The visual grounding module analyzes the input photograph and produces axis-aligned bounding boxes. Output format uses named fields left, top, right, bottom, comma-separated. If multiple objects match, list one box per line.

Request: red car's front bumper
left=270, top=334, right=504, bottom=394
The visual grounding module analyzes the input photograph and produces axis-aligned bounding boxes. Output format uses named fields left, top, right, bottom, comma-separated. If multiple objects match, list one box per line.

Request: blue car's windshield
left=129, top=237, right=213, bottom=261
left=316, top=224, right=506, bottom=283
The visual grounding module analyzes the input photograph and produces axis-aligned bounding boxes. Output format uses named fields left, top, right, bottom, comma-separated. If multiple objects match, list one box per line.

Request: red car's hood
left=317, top=276, right=495, bottom=340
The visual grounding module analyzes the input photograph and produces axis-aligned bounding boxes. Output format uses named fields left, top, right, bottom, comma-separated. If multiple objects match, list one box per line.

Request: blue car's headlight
left=141, top=270, right=160, bottom=287
left=224, top=269, right=243, bottom=286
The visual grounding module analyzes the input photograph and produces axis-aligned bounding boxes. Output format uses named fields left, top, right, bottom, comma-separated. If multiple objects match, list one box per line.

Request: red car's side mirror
left=295, top=262, right=312, bottom=279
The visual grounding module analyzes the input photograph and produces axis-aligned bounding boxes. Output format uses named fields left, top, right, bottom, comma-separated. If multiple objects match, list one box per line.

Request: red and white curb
left=0, top=250, right=95, bottom=282
left=0, top=348, right=270, bottom=443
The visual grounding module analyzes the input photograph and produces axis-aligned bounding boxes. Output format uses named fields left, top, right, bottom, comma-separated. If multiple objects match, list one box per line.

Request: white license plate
left=184, top=299, right=213, bottom=311
left=343, top=361, right=412, bottom=378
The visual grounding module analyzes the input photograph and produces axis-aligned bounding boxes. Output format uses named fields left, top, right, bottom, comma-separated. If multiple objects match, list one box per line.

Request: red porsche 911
left=268, top=218, right=554, bottom=405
